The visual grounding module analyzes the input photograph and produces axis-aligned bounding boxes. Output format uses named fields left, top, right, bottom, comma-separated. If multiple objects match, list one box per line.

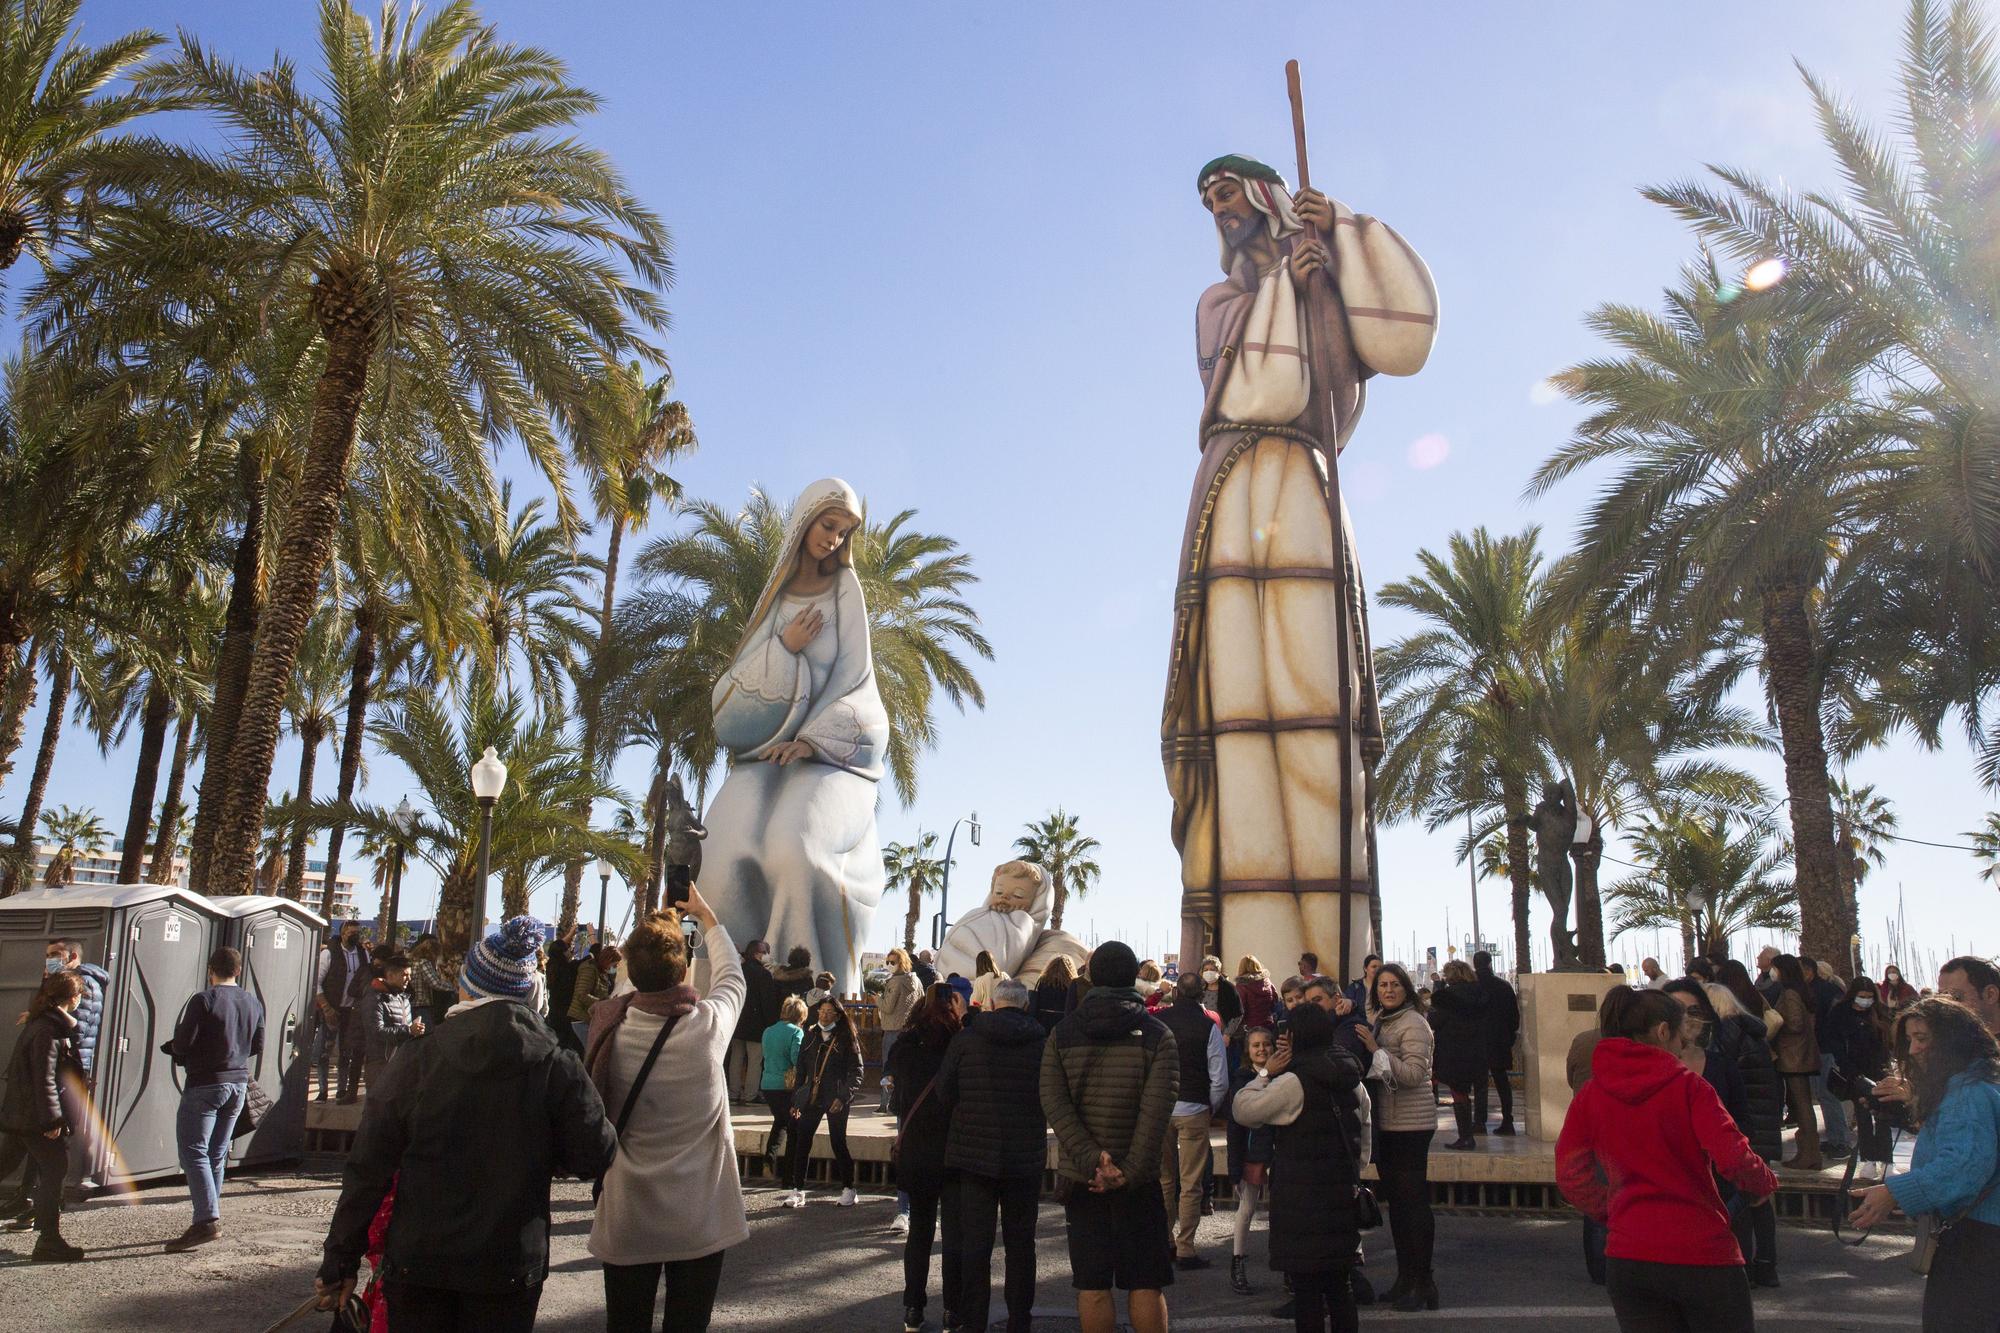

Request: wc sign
left=274, top=926, right=290, bottom=950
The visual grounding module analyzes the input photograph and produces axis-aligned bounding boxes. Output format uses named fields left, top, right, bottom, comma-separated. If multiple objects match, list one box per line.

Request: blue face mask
left=43, top=956, right=64, bottom=975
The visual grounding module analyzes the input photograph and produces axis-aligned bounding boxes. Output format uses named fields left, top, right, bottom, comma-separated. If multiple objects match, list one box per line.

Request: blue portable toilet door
left=100, top=900, right=211, bottom=1184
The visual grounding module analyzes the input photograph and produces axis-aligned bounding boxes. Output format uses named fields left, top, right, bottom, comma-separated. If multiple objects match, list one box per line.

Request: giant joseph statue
left=1164, top=69, right=1438, bottom=985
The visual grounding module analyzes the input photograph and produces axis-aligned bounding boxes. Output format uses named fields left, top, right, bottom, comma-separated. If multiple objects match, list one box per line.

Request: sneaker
left=30, top=1234, right=82, bottom=1263
left=891, top=1211, right=911, bottom=1234
left=3, top=1200, right=34, bottom=1232
left=165, top=1221, right=221, bottom=1253
left=836, top=1187, right=858, bottom=1207
left=784, top=1190, right=807, bottom=1209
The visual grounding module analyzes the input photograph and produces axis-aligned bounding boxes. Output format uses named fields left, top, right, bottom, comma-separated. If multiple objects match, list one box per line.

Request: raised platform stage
left=306, top=1096, right=1876, bottom=1223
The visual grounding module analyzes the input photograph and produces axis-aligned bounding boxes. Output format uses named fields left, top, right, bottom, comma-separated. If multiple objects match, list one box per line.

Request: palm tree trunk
left=282, top=730, right=321, bottom=901
left=190, top=450, right=266, bottom=891
left=318, top=608, right=377, bottom=917
left=1760, top=583, right=1845, bottom=963
left=0, top=643, right=35, bottom=787
left=639, top=762, right=668, bottom=918
left=117, top=681, right=173, bottom=883
left=562, top=511, right=625, bottom=935
left=1502, top=777, right=1534, bottom=973
left=149, top=709, right=194, bottom=883
left=1681, top=918, right=1698, bottom=971
left=1571, top=828, right=1605, bottom=968
left=502, top=868, right=529, bottom=920
left=206, top=326, right=373, bottom=898
left=4, top=650, right=71, bottom=897
left=435, top=863, right=479, bottom=959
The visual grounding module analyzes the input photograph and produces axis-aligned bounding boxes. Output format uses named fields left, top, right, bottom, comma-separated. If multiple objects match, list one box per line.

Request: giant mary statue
left=1163, top=154, right=1438, bottom=984
left=703, top=478, right=888, bottom=992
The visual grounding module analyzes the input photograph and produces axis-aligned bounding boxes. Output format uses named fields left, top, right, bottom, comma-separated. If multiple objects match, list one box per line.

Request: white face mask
left=818, top=1020, right=834, bottom=1033
left=1855, top=997, right=1876, bottom=1010
left=1202, top=970, right=1220, bottom=985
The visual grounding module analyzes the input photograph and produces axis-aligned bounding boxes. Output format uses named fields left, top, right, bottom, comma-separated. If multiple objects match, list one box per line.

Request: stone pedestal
left=1519, top=971, right=1624, bottom=1141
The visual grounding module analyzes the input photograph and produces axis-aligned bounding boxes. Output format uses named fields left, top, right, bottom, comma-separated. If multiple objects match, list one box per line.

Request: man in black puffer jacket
left=315, top=917, right=615, bottom=1331
left=941, top=976, right=1048, bottom=1333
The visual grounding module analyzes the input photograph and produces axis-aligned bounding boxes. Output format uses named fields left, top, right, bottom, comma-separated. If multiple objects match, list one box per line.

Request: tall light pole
left=596, top=856, right=614, bottom=948
left=932, top=811, right=982, bottom=951
left=471, top=746, right=508, bottom=936
left=388, top=795, right=417, bottom=940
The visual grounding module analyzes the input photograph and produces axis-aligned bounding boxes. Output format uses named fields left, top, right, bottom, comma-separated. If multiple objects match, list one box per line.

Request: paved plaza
left=0, top=1168, right=1926, bottom=1333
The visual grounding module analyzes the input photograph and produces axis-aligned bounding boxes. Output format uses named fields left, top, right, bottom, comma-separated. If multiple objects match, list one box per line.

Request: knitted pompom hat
left=462, top=915, right=548, bottom=1000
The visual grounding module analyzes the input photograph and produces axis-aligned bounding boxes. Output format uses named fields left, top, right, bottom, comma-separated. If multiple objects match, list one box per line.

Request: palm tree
left=0, top=0, right=163, bottom=276
left=1532, top=256, right=1882, bottom=965
left=560, top=361, right=694, bottom=932
left=53, top=0, right=671, bottom=897
left=1648, top=0, right=2000, bottom=789
left=38, top=802, right=106, bottom=886
left=883, top=831, right=947, bottom=951
left=1527, top=615, right=1771, bottom=965
left=1970, top=813, right=2000, bottom=888
left=1830, top=777, right=1898, bottom=923
left=280, top=614, right=346, bottom=901
left=1376, top=528, right=1547, bottom=970
left=623, top=490, right=990, bottom=806
left=311, top=684, right=637, bottom=955
left=1013, top=808, right=1102, bottom=932
left=465, top=483, right=595, bottom=717
left=1606, top=806, right=1798, bottom=964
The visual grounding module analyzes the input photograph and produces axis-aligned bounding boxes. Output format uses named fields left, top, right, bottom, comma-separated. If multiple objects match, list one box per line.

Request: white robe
left=704, top=564, right=889, bottom=993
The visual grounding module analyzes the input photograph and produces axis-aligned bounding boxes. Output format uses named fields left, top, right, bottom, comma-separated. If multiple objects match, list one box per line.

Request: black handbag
left=232, top=1080, right=274, bottom=1139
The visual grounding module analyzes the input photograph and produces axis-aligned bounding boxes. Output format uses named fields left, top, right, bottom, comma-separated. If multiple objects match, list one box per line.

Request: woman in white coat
left=586, top=887, right=745, bottom=1332
left=702, top=478, right=889, bottom=992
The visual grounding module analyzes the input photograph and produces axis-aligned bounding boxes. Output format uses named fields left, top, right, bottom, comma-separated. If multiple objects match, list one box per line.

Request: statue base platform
left=1518, top=971, right=1624, bottom=1141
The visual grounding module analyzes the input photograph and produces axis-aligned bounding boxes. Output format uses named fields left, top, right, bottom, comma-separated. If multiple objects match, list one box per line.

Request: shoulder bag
left=888, top=1071, right=940, bottom=1170
left=1911, top=1170, right=2000, bottom=1275
left=593, top=1011, right=684, bottom=1201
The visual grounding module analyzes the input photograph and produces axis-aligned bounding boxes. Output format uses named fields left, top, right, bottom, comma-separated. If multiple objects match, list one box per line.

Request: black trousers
left=760, top=1089, right=793, bottom=1163
left=902, top=1171, right=962, bottom=1316
left=603, top=1249, right=727, bottom=1333
left=0, top=1132, right=67, bottom=1235
left=1374, top=1129, right=1436, bottom=1281
left=786, top=1103, right=852, bottom=1189
left=333, top=1006, right=362, bottom=1098
left=384, top=1281, right=542, bottom=1333
left=1925, top=1217, right=2000, bottom=1333
left=956, top=1171, right=1037, bottom=1332
left=1603, top=1258, right=1753, bottom=1332
left=1474, top=1059, right=1514, bottom=1126
left=1288, top=1266, right=1359, bottom=1333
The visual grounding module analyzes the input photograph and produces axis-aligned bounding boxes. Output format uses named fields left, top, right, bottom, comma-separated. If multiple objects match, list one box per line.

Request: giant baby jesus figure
left=1163, top=155, right=1437, bottom=984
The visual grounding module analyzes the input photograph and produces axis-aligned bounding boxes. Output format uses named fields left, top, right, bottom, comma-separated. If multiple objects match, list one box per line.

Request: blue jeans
left=1815, top=1052, right=1850, bottom=1148
left=177, top=1082, right=245, bottom=1224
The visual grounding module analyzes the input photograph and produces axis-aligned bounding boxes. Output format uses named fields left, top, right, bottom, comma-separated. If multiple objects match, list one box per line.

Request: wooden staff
left=1286, top=59, right=1359, bottom=985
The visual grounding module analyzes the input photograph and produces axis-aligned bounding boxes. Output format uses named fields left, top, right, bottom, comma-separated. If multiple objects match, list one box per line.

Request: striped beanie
left=462, top=915, right=548, bottom=1001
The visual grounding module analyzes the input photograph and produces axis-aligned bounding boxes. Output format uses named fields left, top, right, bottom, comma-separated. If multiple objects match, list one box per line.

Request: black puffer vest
left=1716, top=1011, right=1783, bottom=1162
left=1268, top=1050, right=1362, bottom=1274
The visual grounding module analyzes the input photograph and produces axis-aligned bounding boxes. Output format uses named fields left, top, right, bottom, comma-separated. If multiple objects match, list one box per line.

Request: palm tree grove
left=0, top=0, right=1997, bottom=1326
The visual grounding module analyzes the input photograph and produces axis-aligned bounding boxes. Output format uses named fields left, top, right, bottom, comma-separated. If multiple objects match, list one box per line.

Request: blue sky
left=14, top=1, right=1996, bottom=978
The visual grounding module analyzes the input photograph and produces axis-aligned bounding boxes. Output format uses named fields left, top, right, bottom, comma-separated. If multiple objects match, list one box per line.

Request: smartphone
left=666, top=863, right=693, bottom=909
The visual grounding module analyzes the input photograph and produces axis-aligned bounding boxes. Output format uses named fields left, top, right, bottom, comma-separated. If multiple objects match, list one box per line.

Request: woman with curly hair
left=1848, top=997, right=2000, bottom=1330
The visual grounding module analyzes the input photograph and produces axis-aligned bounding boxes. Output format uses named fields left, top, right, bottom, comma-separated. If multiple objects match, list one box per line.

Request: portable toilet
left=0, top=883, right=222, bottom=1187
left=213, top=894, right=324, bottom=1167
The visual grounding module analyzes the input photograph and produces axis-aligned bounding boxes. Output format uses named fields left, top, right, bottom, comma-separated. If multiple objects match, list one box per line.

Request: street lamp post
left=931, top=811, right=982, bottom=951
left=387, top=795, right=417, bottom=941
left=471, top=746, right=508, bottom=937
left=596, top=856, right=614, bottom=948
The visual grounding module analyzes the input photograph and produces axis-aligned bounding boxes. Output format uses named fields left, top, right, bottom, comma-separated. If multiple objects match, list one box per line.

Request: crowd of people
left=6, top=906, right=2000, bottom=1333
left=1561, top=948, right=2000, bottom=1331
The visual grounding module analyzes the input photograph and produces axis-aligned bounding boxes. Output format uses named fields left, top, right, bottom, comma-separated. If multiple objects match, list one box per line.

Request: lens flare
left=1407, top=433, right=1450, bottom=470
left=1744, top=258, right=1787, bottom=291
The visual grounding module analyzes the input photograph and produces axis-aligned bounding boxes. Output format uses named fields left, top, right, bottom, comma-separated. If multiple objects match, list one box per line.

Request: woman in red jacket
left=1557, top=987, right=1778, bottom=1332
